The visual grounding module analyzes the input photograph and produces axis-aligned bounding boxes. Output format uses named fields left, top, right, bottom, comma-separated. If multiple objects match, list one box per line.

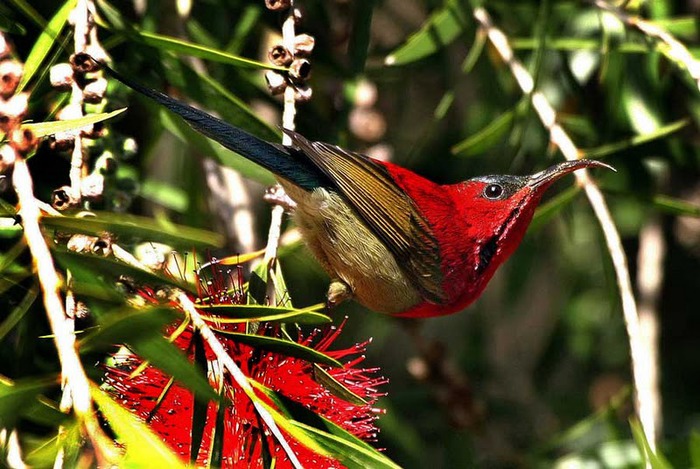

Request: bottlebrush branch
left=99, top=61, right=614, bottom=318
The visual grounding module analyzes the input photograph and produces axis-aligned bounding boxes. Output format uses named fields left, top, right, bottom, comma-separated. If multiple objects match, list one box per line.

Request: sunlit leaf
left=583, top=119, right=688, bottom=159
left=197, top=304, right=331, bottom=325
left=214, top=331, right=342, bottom=368
left=42, top=211, right=223, bottom=248
left=91, top=385, right=187, bottom=468
left=313, top=365, right=367, bottom=406
left=629, top=419, right=672, bottom=469
left=385, top=0, right=470, bottom=66
left=23, top=109, right=127, bottom=138
left=291, top=420, right=401, bottom=469
left=17, top=0, right=76, bottom=92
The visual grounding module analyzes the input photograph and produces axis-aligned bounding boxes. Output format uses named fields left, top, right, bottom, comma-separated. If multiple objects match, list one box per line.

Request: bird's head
left=450, top=159, right=614, bottom=280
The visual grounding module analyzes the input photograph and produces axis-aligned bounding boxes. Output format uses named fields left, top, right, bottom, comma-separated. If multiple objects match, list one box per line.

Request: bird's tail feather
left=99, top=61, right=324, bottom=190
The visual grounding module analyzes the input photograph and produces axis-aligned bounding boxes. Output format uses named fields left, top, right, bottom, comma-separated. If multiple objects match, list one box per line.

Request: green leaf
left=214, top=331, right=342, bottom=368
left=91, top=386, right=187, bottom=468
left=17, top=0, right=76, bottom=92
left=652, top=194, right=700, bottom=217
left=531, top=186, right=581, bottom=230
left=42, top=211, right=223, bottom=248
left=53, top=249, right=195, bottom=297
left=140, top=179, right=189, bottom=212
left=291, top=420, right=401, bottom=469
left=197, top=304, right=331, bottom=325
left=159, top=108, right=277, bottom=186
left=79, top=307, right=177, bottom=352
left=313, top=364, right=367, bottom=406
left=582, top=119, right=688, bottom=159
left=348, top=0, right=376, bottom=74
left=23, top=109, right=127, bottom=138
left=451, top=108, right=516, bottom=157
left=629, top=419, right=672, bottom=469
left=690, top=431, right=700, bottom=469
left=0, top=376, right=55, bottom=424
left=385, top=0, right=470, bottom=66
left=117, top=29, right=285, bottom=71
left=0, top=287, right=37, bottom=342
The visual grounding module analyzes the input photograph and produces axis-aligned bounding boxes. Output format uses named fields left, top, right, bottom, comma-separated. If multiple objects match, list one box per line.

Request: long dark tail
left=100, top=61, right=325, bottom=190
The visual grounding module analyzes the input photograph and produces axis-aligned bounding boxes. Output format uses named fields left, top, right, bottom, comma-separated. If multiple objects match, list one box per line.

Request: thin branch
left=472, top=5, right=653, bottom=447
left=591, top=0, right=700, bottom=92
left=174, top=291, right=303, bottom=469
left=11, top=155, right=108, bottom=455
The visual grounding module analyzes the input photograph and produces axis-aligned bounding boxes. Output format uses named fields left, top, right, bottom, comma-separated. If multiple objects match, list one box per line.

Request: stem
left=473, top=5, right=652, bottom=448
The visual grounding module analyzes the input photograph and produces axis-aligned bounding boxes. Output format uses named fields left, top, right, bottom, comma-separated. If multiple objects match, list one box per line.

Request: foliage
left=1, top=0, right=700, bottom=467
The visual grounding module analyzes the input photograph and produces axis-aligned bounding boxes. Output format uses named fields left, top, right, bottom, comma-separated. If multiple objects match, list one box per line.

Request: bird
left=99, top=62, right=613, bottom=318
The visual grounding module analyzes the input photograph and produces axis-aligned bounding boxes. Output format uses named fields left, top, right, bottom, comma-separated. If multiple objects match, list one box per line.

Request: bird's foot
left=264, top=184, right=297, bottom=212
left=326, top=280, right=352, bottom=308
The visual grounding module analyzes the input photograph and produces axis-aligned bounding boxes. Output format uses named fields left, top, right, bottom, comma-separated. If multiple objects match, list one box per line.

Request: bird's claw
left=326, top=280, right=352, bottom=308
left=264, top=184, right=297, bottom=212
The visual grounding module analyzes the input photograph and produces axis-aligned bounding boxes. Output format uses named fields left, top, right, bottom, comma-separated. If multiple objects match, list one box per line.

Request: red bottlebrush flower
left=103, top=260, right=387, bottom=468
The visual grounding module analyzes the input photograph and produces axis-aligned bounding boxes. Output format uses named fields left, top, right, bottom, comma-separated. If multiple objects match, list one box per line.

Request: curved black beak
left=527, top=159, right=615, bottom=189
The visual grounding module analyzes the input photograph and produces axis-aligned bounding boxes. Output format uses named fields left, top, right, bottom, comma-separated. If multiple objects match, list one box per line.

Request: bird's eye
left=483, top=184, right=504, bottom=200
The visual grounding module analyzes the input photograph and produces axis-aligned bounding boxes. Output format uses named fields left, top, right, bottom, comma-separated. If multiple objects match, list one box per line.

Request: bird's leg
left=326, top=279, right=352, bottom=308
left=263, top=184, right=297, bottom=212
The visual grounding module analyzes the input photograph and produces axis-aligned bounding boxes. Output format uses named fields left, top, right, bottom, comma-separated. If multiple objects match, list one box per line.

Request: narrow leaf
left=0, top=287, right=38, bottom=341
left=582, top=119, right=688, bottom=159
left=42, top=211, right=223, bottom=248
left=123, top=30, right=285, bottom=71
left=214, top=331, right=342, bottom=368
left=291, top=421, right=401, bottom=469
left=451, top=108, right=515, bottom=157
left=313, top=364, right=367, bottom=406
left=91, top=385, right=187, bottom=468
left=629, top=419, right=672, bottom=469
left=0, top=376, right=54, bottom=422
left=385, top=0, right=470, bottom=66
left=197, top=304, right=330, bottom=325
left=159, top=108, right=276, bottom=186
left=17, top=0, right=76, bottom=92
left=348, top=0, right=376, bottom=74
left=23, top=109, right=127, bottom=138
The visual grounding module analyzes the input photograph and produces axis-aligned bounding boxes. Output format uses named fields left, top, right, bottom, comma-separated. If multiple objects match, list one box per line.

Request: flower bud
left=0, top=60, right=23, bottom=98
left=265, top=70, right=287, bottom=95
left=50, top=63, right=75, bottom=90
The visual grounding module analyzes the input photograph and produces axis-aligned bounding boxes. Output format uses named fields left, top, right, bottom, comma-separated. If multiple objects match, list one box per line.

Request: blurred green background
left=2, top=0, right=700, bottom=467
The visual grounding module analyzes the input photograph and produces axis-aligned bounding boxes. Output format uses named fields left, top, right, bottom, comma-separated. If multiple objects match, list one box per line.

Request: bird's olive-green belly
left=282, top=184, right=422, bottom=314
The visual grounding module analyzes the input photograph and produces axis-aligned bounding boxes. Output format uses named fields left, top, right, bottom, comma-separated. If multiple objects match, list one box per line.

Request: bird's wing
left=285, top=130, right=447, bottom=304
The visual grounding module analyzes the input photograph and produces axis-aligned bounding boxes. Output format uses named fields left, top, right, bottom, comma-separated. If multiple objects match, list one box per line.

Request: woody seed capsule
left=70, top=52, right=99, bottom=74
left=50, top=63, right=75, bottom=90
left=52, top=186, right=80, bottom=210
left=265, top=70, right=287, bottom=95
left=0, top=61, right=23, bottom=98
left=293, top=34, right=315, bottom=57
left=0, top=145, right=17, bottom=172
left=265, top=0, right=290, bottom=10
left=8, top=128, right=37, bottom=155
left=268, top=44, right=293, bottom=66
left=293, top=83, right=313, bottom=102
left=0, top=93, right=29, bottom=132
left=289, top=58, right=311, bottom=83
left=83, top=77, right=108, bottom=103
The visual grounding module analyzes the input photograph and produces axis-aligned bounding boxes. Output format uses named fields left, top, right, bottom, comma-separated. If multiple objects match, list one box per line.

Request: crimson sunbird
left=102, top=63, right=613, bottom=318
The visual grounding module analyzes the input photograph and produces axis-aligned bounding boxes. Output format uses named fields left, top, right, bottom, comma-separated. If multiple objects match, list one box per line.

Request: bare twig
left=11, top=155, right=107, bottom=456
left=591, top=0, right=700, bottom=92
left=174, top=292, right=303, bottom=469
left=472, top=5, right=652, bottom=447
left=635, top=219, right=665, bottom=446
